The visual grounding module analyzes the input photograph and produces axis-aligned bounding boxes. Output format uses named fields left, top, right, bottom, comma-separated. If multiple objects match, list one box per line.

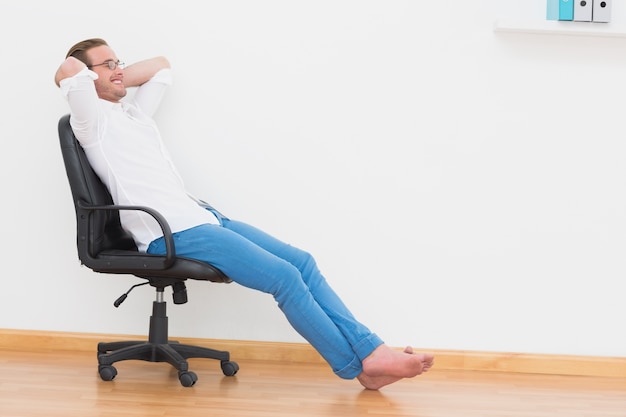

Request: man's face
left=86, top=45, right=126, bottom=102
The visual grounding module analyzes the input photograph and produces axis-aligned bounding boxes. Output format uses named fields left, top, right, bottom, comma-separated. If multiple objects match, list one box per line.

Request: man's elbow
left=155, top=56, right=171, bottom=70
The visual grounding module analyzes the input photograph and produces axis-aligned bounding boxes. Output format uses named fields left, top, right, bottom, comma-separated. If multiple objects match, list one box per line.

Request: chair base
left=96, top=299, right=239, bottom=386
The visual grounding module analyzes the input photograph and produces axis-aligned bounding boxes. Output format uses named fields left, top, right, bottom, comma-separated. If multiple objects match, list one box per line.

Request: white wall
left=1, top=0, right=624, bottom=358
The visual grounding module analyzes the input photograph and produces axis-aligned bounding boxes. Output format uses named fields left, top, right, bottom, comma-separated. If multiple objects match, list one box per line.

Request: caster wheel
left=221, top=360, right=239, bottom=376
left=98, top=365, right=117, bottom=381
left=179, top=371, right=198, bottom=387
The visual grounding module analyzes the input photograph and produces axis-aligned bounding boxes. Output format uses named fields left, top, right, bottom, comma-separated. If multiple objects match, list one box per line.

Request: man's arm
left=54, top=56, right=86, bottom=87
left=123, top=56, right=171, bottom=88
left=54, top=56, right=170, bottom=88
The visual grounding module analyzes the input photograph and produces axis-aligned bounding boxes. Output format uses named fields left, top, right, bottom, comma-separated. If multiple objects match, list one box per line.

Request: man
left=55, top=38, right=434, bottom=390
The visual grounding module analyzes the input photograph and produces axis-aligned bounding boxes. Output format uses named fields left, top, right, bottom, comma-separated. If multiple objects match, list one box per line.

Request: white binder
left=593, top=0, right=611, bottom=22
left=574, top=0, right=593, bottom=21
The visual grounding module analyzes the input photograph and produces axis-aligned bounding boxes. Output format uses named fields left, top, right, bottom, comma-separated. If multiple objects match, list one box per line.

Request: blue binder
left=559, top=0, right=574, bottom=21
left=547, top=0, right=559, bottom=20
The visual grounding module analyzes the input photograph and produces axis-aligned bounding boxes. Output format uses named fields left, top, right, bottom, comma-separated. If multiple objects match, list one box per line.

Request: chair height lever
left=114, top=282, right=150, bottom=307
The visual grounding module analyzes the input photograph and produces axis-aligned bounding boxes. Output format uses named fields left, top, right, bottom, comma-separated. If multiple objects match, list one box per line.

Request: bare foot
left=403, top=346, right=434, bottom=372
left=357, top=345, right=435, bottom=390
left=357, top=372, right=402, bottom=390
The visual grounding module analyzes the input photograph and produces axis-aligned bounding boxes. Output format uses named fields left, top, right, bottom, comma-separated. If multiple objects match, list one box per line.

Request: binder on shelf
left=593, top=0, right=611, bottom=22
left=559, top=0, right=574, bottom=20
left=574, top=0, right=593, bottom=22
left=547, top=0, right=559, bottom=20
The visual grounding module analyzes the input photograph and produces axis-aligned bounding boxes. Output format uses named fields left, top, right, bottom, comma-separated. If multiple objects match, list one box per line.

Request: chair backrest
left=57, top=114, right=231, bottom=283
left=58, top=114, right=137, bottom=262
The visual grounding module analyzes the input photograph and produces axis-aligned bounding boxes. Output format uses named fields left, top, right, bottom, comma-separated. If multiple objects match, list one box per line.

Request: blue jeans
left=147, top=213, right=383, bottom=379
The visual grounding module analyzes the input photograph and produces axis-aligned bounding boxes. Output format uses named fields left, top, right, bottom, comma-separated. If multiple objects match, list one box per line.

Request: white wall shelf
left=494, top=19, right=626, bottom=38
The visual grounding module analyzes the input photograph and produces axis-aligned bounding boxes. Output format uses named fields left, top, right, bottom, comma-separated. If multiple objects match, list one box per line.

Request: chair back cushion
left=58, top=114, right=137, bottom=260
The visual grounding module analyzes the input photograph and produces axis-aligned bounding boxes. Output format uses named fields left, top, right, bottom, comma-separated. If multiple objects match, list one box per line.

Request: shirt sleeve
left=59, top=67, right=98, bottom=97
left=59, top=68, right=102, bottom=146
left=131, top=68, right=173, bottom=117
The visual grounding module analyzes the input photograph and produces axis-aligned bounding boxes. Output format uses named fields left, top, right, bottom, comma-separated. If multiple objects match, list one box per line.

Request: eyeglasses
left=87, top=60, right=125, bottom=70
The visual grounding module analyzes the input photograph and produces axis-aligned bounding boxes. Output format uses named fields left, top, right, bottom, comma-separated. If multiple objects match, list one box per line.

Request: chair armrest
left=77, top=200, right=177, bottom=269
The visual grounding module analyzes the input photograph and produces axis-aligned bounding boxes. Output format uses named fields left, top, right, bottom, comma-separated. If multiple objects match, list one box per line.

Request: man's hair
left=65, top=38, right=109, bottom=66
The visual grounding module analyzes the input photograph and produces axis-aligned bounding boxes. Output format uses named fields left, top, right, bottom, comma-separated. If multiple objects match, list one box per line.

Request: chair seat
left=95, top=249, right=232, bottom=283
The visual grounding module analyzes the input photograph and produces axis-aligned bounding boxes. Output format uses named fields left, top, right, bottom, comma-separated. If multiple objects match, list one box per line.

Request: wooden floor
left=1, top=347, right=625, bottom=417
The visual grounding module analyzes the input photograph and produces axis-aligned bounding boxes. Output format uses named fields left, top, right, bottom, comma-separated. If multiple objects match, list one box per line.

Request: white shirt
left=60, top=67, right=219, bottom=251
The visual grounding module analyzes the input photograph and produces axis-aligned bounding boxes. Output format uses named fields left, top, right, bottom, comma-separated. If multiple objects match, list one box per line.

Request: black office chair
left=57, top=114, right=239, bottom=387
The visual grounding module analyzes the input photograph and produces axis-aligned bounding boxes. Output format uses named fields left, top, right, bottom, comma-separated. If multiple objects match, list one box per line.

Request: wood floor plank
left=1, top=348, right=625, bottom=417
